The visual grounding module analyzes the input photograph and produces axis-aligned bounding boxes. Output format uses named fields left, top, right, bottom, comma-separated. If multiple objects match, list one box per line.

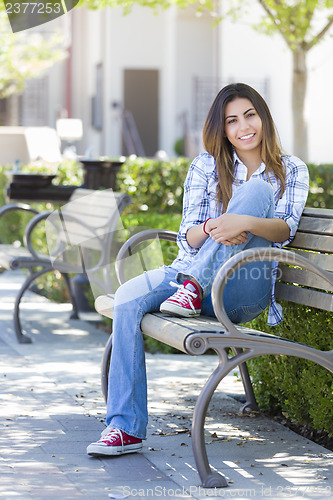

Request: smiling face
left=224, top=97, right=263, bottom=160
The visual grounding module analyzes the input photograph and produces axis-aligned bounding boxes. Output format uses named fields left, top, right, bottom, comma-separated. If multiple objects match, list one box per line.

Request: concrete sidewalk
left=0, top=270, right=332, bottom=500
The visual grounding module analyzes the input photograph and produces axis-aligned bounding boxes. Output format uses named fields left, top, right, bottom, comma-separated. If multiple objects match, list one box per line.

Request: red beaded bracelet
left=202, top=218, right=211, bottom=235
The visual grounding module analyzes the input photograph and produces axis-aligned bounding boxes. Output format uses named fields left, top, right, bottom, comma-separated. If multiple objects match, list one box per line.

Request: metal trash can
left=80, top=159, right=124, bottom=190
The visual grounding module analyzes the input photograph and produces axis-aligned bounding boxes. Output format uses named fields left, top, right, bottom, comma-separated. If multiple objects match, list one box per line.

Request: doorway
left=123, top=69, right=159, bottom=157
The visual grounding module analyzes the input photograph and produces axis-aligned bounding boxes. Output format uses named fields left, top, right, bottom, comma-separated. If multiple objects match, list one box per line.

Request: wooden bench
left=95, top=206, right=333, bottom=488
left=0, top=188, right=131, bottom=344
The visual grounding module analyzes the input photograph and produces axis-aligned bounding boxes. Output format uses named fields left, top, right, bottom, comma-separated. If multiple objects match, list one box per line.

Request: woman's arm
left=177, top=155, right=218, bottom=254
left=244, top=215, right=290, bottom=243
left=186, top=213, right=289, bottom=248
left=208, top=213, right=290, bottom=244
left=186, top=215, right=249, bottom=248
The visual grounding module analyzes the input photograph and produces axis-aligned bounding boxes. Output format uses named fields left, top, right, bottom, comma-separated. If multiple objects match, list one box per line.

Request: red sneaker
left=87, top=427, right=142, bottom=456
left=160, top=280, right=201, bottom=317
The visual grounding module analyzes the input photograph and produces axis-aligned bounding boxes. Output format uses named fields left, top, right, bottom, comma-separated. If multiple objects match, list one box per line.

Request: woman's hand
left=205, top=214, right=248, bottom=246
left=186, top=213, right=289, bottom=249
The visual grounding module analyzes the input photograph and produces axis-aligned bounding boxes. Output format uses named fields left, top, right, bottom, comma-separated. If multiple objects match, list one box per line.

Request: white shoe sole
left=160, top=302, right=201, bottom=317
left=87, top=441, right=142, bottom=456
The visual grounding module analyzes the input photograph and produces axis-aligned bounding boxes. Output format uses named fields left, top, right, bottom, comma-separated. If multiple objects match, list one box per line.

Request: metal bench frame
left=95, top=207, right=333, bottom=488
left=0, top=189, right=131, bottom=344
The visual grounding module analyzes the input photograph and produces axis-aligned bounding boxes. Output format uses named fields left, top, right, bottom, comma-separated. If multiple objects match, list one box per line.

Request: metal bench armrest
left=115, top=228, right=177, bottom=285
left=23, top=211, right=102, bottom=265
left=23, top=211, right=53, bottom=260
left=0, top=203, right=39, bottom=219
left=211, top=247, right=333, bottom=337
left=0, top=203, right=40, bottom=244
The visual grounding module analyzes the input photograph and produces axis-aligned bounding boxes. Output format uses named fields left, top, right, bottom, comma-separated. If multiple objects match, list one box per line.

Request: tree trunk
left=292, top=47, right=308, bottom=162
left=6, top=94, right=20, bottom=125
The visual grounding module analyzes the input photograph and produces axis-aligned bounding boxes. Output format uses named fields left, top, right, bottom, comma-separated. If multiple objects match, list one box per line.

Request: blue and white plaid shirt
left=171, top=152, right=309, bottom=325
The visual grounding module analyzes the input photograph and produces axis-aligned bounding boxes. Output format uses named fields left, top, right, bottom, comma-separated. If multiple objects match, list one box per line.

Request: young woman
left=87, top=83, right=309, bottom=457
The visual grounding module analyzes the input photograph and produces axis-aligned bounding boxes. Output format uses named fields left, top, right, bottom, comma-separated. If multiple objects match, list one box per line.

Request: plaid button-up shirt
left=171, top=152, right=309, bottom=325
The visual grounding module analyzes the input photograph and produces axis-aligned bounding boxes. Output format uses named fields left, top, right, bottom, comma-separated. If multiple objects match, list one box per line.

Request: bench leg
left=192, top=347, right=259, bottom=488
left=232, top=348, right=259, bottom=413
left=13, top=267, right=53, bottom=344
left=62, top=272, right=80, bottom=319
left=101, top=333, right=113, bottom=403
left=192, top=348, right=236, bottom=488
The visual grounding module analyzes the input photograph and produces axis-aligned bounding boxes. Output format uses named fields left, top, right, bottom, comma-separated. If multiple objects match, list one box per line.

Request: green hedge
left=116, top=159, right=333, bottom=434
left=245, top=304, right=333, bottom=436
left=117, top=156, right=190, bottom=214
left=1, top=159, right=331, bottom=244
left=0, top=158, right=332, bottom=434
left=116, top=160, right=333, bottom=213
left=0, top=159, right=83, bottom=245
left=244, top=163, right=333, bottom=437
left=0, top=160, right=83, bottom=302
left=307, top=163, right=333, bottom=209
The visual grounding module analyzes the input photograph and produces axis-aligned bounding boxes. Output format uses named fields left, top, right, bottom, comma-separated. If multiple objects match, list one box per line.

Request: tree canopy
left=78, top=0, right=214, bottom=13
left=0, top=12, right=66, bottom=99
left=254, top=0, right=333, bottom=51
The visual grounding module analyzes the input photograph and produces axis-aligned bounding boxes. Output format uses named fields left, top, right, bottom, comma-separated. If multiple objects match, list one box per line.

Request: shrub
left=117, top=156, right=190, bottom=214
left=245, top=303, right=333, bottom=436
left=0, top=159, right=83, bottom=245
left=0, top=160, right=83, bottom=301
left=1, top=158, right=332, bottom=368
left=244, top=163, right=333, bottom=437
left=307, top=163, right=333, bottom=209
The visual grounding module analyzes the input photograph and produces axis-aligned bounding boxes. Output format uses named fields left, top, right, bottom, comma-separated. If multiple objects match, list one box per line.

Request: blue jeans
left=107, top=179, right=274, bottom=438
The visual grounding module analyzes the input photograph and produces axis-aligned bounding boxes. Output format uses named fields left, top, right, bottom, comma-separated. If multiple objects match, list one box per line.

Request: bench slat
left=289, top=233, right=333, bottom=253
left=59, top=221, right=106, bottom=237
left=62, top=190, right=122, bottom=224
left=279, top=266, right=333, bottom=292
left=69, top=188, right=123, bottom=202
left=302, top=207, right=333, bottom=218
left=62, top=206, right=117, bottom=220
left=297, top=217, right=333, bottom=235
left=62, top=198, right=119, bottom=215
left=95, top=295, right=268, bottom=354
left=275, top=282, right=333, bottom=311
left=286, top=249, right=333, bottom=272
left=61, top=208, right=117, bottom=225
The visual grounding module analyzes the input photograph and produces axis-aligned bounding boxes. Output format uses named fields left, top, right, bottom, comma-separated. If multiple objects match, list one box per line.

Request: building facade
left=11, top=3, right=333, bottom=163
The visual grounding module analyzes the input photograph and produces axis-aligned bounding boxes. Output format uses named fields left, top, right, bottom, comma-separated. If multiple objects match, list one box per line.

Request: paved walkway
left=0, top=270, right=332, bottom=500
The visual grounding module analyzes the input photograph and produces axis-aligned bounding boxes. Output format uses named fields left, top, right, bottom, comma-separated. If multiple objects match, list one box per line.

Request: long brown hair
left=203, top=83, right=285, bottom=210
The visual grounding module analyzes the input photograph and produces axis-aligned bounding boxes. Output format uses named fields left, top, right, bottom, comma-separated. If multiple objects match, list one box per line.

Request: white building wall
left=219, top=3, right=293, bottom=155
left=71, top=8, right=103, bottom=156
left=219, top=1, right=333, bottom=163
left=106, top=6, right=167, bottom=156
left=174, top=9, right=216, bottom=137
left=69, top=5, right=215, bottom=158
left=307, top=40, right=333, bottom=163
left=67, top=3, right=333, bottom=163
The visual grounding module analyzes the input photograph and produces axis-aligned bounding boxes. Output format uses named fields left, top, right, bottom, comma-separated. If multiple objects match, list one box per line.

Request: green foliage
left=117, top=158, right=333, bottom=213
left=1, top=157, right=332, bottom=369
left=174, top=137, right=185, bottom=156
left=245, top=302, right=333, bottom=436
left=0, top=160, right=83, bottom=302
left=79, top=0, right=215, bottom=16
left=230, top=0, right=333, bottom=51
left=307, top=163, right=333, bottom=209
left=0, top=12, right=66, bottom=100
left=0, top=160, right=83, bottom=246
left=20, top=159, right=84, bottom=186
left=120, top=211, right=181, bottom=353
left=117, top=156, right=190, bottom=214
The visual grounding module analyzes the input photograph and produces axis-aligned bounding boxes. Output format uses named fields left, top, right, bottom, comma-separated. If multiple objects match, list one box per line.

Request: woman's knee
left=241, top=178, right=274, bottom=200
left=114, top=268, right=172, bottom=308
left=228, top=179, right=274, bottom=217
